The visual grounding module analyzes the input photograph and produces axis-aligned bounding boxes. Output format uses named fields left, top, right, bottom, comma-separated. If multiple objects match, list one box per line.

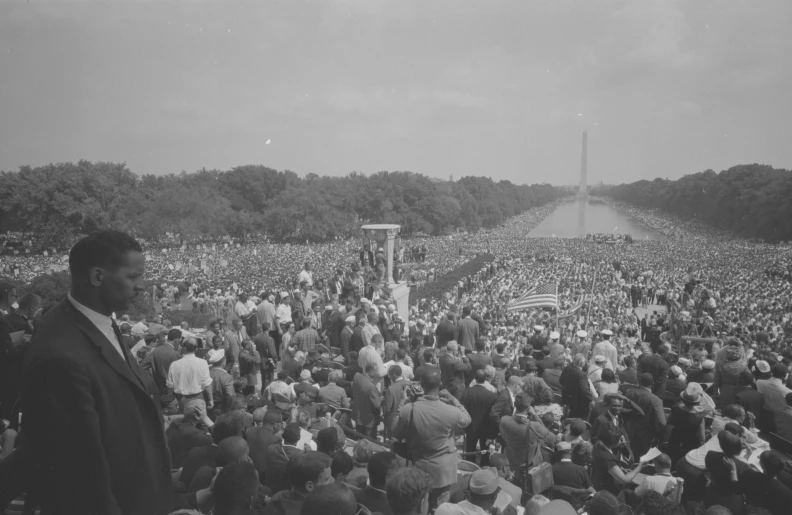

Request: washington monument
left=577, top=131, right=588, bottom=199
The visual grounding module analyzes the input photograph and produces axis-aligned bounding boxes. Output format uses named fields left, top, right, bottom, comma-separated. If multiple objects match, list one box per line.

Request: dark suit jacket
left=617, top=367, right=638, bottom=385
left=552, top=460, right=592, bottom=490
left=264, top=443, right=303, bottom=494
left=20, top=299, right=174, bottom=515
left=351, top=326, right=365, bottom=353
left=246, top=425, right=281, bottom=479
left=439, top=352, right=471, bottom=397
left=435, top=320, right=457, bottom=347
left=735, top=388, right=764, bottom=420
left=355, top=485, right=393, bottom=515
left=254, top=333, right=277, bottom=371
left=460, top=384, right=497, bottom=437
left=352, top=372, right=381, bottom=428
left=152, top=342, right=181, bottom=393
left=637, top=354, right=670, bottom=396
left=457, top=318, right=479, bottom=352
left=560, top=364, right=593, bottom=414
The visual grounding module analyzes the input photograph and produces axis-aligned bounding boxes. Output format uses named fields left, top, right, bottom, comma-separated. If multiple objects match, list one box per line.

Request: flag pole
left=555, top=282, right=559, bottom=330
left=585, top=268, right=599, bottom=330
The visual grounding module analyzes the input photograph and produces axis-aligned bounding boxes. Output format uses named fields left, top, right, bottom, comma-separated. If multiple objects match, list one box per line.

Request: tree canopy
left=591, top=164, right=792, bottom=241
left=0, top=161, right=561, bottom=247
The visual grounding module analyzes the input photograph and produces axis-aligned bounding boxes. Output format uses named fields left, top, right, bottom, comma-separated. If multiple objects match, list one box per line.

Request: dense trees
left=0, top=161, right=561, bottom=247
left=591, top=164, right=792, bottom=241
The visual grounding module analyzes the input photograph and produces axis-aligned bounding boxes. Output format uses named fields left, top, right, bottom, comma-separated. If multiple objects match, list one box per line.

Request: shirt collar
left=68, top=293, right=113, bottom=332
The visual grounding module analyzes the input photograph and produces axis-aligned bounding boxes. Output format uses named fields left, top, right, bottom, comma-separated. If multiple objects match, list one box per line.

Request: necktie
left=111, top=320, right=129, bottom=363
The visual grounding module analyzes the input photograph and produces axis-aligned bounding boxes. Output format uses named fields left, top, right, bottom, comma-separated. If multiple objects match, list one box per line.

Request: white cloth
left=276, top=304, right=293, bottom=326
left=298, top=269, right=314, bottom=287
left=166, top=354, right=213, bottom=395
left=68, top=293, right=124, bottom=359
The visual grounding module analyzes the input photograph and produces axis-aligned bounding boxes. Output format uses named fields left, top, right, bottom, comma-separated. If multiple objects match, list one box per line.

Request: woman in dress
left=596, top=368, right=620, bottom=400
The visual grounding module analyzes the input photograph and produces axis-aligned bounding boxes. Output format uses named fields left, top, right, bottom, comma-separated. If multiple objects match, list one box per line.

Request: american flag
left=558, top=295, right=587, bottom=319
left=508, top=282, right=558, bottom=311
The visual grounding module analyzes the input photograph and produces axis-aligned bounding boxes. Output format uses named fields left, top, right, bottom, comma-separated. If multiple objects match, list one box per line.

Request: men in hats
left=687, top=359, right=715, bottom=384
left=528, top=324, right=547, bottom=350
left=208, top=349, right=234, bottom=418
left=592, top=329, right=617, bottom=372
left=552, top=441, right=594, bottom=492
left=435, top=467, right=507, bottom=515
left=571, top=330, right=590, bottom=360
left=548, top=331, right=565, bottom=361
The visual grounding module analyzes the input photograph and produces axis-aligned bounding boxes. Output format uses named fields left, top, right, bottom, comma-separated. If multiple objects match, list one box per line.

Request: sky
left=1, top=0, right=791, bottom=186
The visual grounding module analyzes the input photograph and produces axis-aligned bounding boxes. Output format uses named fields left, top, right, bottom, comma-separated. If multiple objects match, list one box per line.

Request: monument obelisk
left=577, top=131, right=587, bottom=199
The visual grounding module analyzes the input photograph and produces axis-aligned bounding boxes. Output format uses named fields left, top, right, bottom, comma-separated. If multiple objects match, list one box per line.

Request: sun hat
left=702, top=360, right=715, bottom=370
left=468, top=469, right=499, bottom=496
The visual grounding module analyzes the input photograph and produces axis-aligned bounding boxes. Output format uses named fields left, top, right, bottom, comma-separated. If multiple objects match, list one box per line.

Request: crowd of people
left=2, top=196, right=792, bottom=515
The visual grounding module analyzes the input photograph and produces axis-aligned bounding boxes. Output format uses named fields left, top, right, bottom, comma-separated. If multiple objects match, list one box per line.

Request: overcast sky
left=1, top=1, right=790, bottom=185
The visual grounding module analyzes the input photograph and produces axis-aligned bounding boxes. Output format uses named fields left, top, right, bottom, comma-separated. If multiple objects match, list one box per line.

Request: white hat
left=550, top=331, right=560, bottom=340
left=670, top=365, right=683, bottom=377
left=280, top=291, right=289, bottom=299
left=361, top=298, right=372, bottom=305
left=533, top=325, right=544, bottom=331
left=208, top=349, right=225, bottom=364
left=299, top=369, right=312, bottom=380
left=324, top=305, right=333, bottom=311
left=576, top=330, right=588, bottom=338
left=756, top=360, right=771, bottom=373
left=594, top=355, right=607, bottom=363
left=345, top=315, right=356, bottom=323
left=601, top=329, right=613, bottom=336
left=702, top=359, right=715, bottom=370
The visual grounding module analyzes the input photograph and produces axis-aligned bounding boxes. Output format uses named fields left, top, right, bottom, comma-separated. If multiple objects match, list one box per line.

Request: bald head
left=216, top=436, right=249, bottom=467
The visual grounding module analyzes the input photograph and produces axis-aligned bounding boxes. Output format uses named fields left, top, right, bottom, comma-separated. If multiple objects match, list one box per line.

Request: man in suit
left=637, top=344, right=670, bottom=397
left=382, top=365, right=411, bottom=440
left=552, top=441, right=594, bottom=491
left=224, top=319, right=248, bottom=371
left=499, top=391, right=532, bottom=470
left=435, top=313, right=457, bottom=348
left=624, top=373, right=667, bottom=459
left=460, top=369, right=497, bottom=466
left=560, top=354, right=594, bottom=419
left=19, top=231, right=176, bottom=514
left=355, top=452, right=400, bottom=515
left=438, top=341, right=471, bottom=399
left=350, top=316, right=365, bottom=353
left=152, top=328, right=183, bottom=394
left=254, top=322, right=278, bottom=386
left=490, top=375, right=521, bottom=426
left=456, top=306, right=479, bottom=352
left=735, top=369, right=764, bottom=421
left=246, top=408, right=283, bottom=485
left=618, top=356, right=639, bottom=385
left=340, top=315, right=355, bottom=362
left=323, top=304, right=344, bottom=352
left=329, top=269, right=346, bottom=299
left=352, top=363, right=382, bottom=438
left=468, top=338, right=493, bottom=382
left=264, top=422, right=304, bottom=494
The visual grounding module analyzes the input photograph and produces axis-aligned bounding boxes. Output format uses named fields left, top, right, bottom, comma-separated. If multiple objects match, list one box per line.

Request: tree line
left=0, top=161, right=562, bottom=248
left=591, top=164, right=792, bottom=241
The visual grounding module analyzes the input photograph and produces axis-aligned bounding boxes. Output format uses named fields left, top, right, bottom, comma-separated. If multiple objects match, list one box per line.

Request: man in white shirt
left=166, top=338, right=213, bottom=411
left=234, top=293, right=258, bottom=337
left=757, top=362, right=792, bottom=413
left=635, top=453, right=678, bottom=497
left=298, top=262, right=314, bottom=288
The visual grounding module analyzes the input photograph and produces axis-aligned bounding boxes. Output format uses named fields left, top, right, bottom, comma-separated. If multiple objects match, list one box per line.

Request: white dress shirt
left=68, top=293, right=125, bottom=359
left=166, top=354, right=213, bottom=395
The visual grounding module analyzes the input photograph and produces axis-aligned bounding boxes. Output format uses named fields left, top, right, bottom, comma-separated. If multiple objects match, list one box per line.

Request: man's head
left=466, top=469, right=501, bottom=511
left=420, top=368, right=442, bottom=394
left=514, top=391, right=531, bottom=414
left=232, top=319, right=243, bottom=331
left=722, top=404, right=746, bottom=424
left=282, top=422, right=302, bottom=446
left=474, top=369, right=487, bottom=384
left=639, top=373, right=654, bottom=388
left=317, top=427, right=339, bottom=455
left=288, top=451, right=334, bottom=494
left=212, top=411, right=246, bottom=444
left=181, top=337, right=198, bottom=354
left=17, top=293, right=41, bottom=318
left=68, top=231, right=145, bottom=314
left=368, top=452, right=401, bottom=490
left=507, top=375, right=522, bottom=394
left=475, top=337, right=487, bottom=352
left=462, top=305, right=472, bottom=317
left=167, top=328, right=183, bottom=343
left=623, top=356, right=635, bottom=369
left=386, top=467, right=433, bottom=515
left=216, top=436, right=250, bottom=467
left=556, top=441, right=573, bottom=459
left=213, top=461, right=259, bottom=515
left=301, top=483, right=358, bottom=515
left=771, top=362, right=788, bottom=381
left=489, top=453, right=511, bottom=479
left=388, top=365, right=403, bottom=382
left=447, top=341, right=459, bottom=354
left=653, top=453, right=672, bottom=473
left=604, top=393, right=623, bottom=416
left=423, top=348, right=436, bottom=365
